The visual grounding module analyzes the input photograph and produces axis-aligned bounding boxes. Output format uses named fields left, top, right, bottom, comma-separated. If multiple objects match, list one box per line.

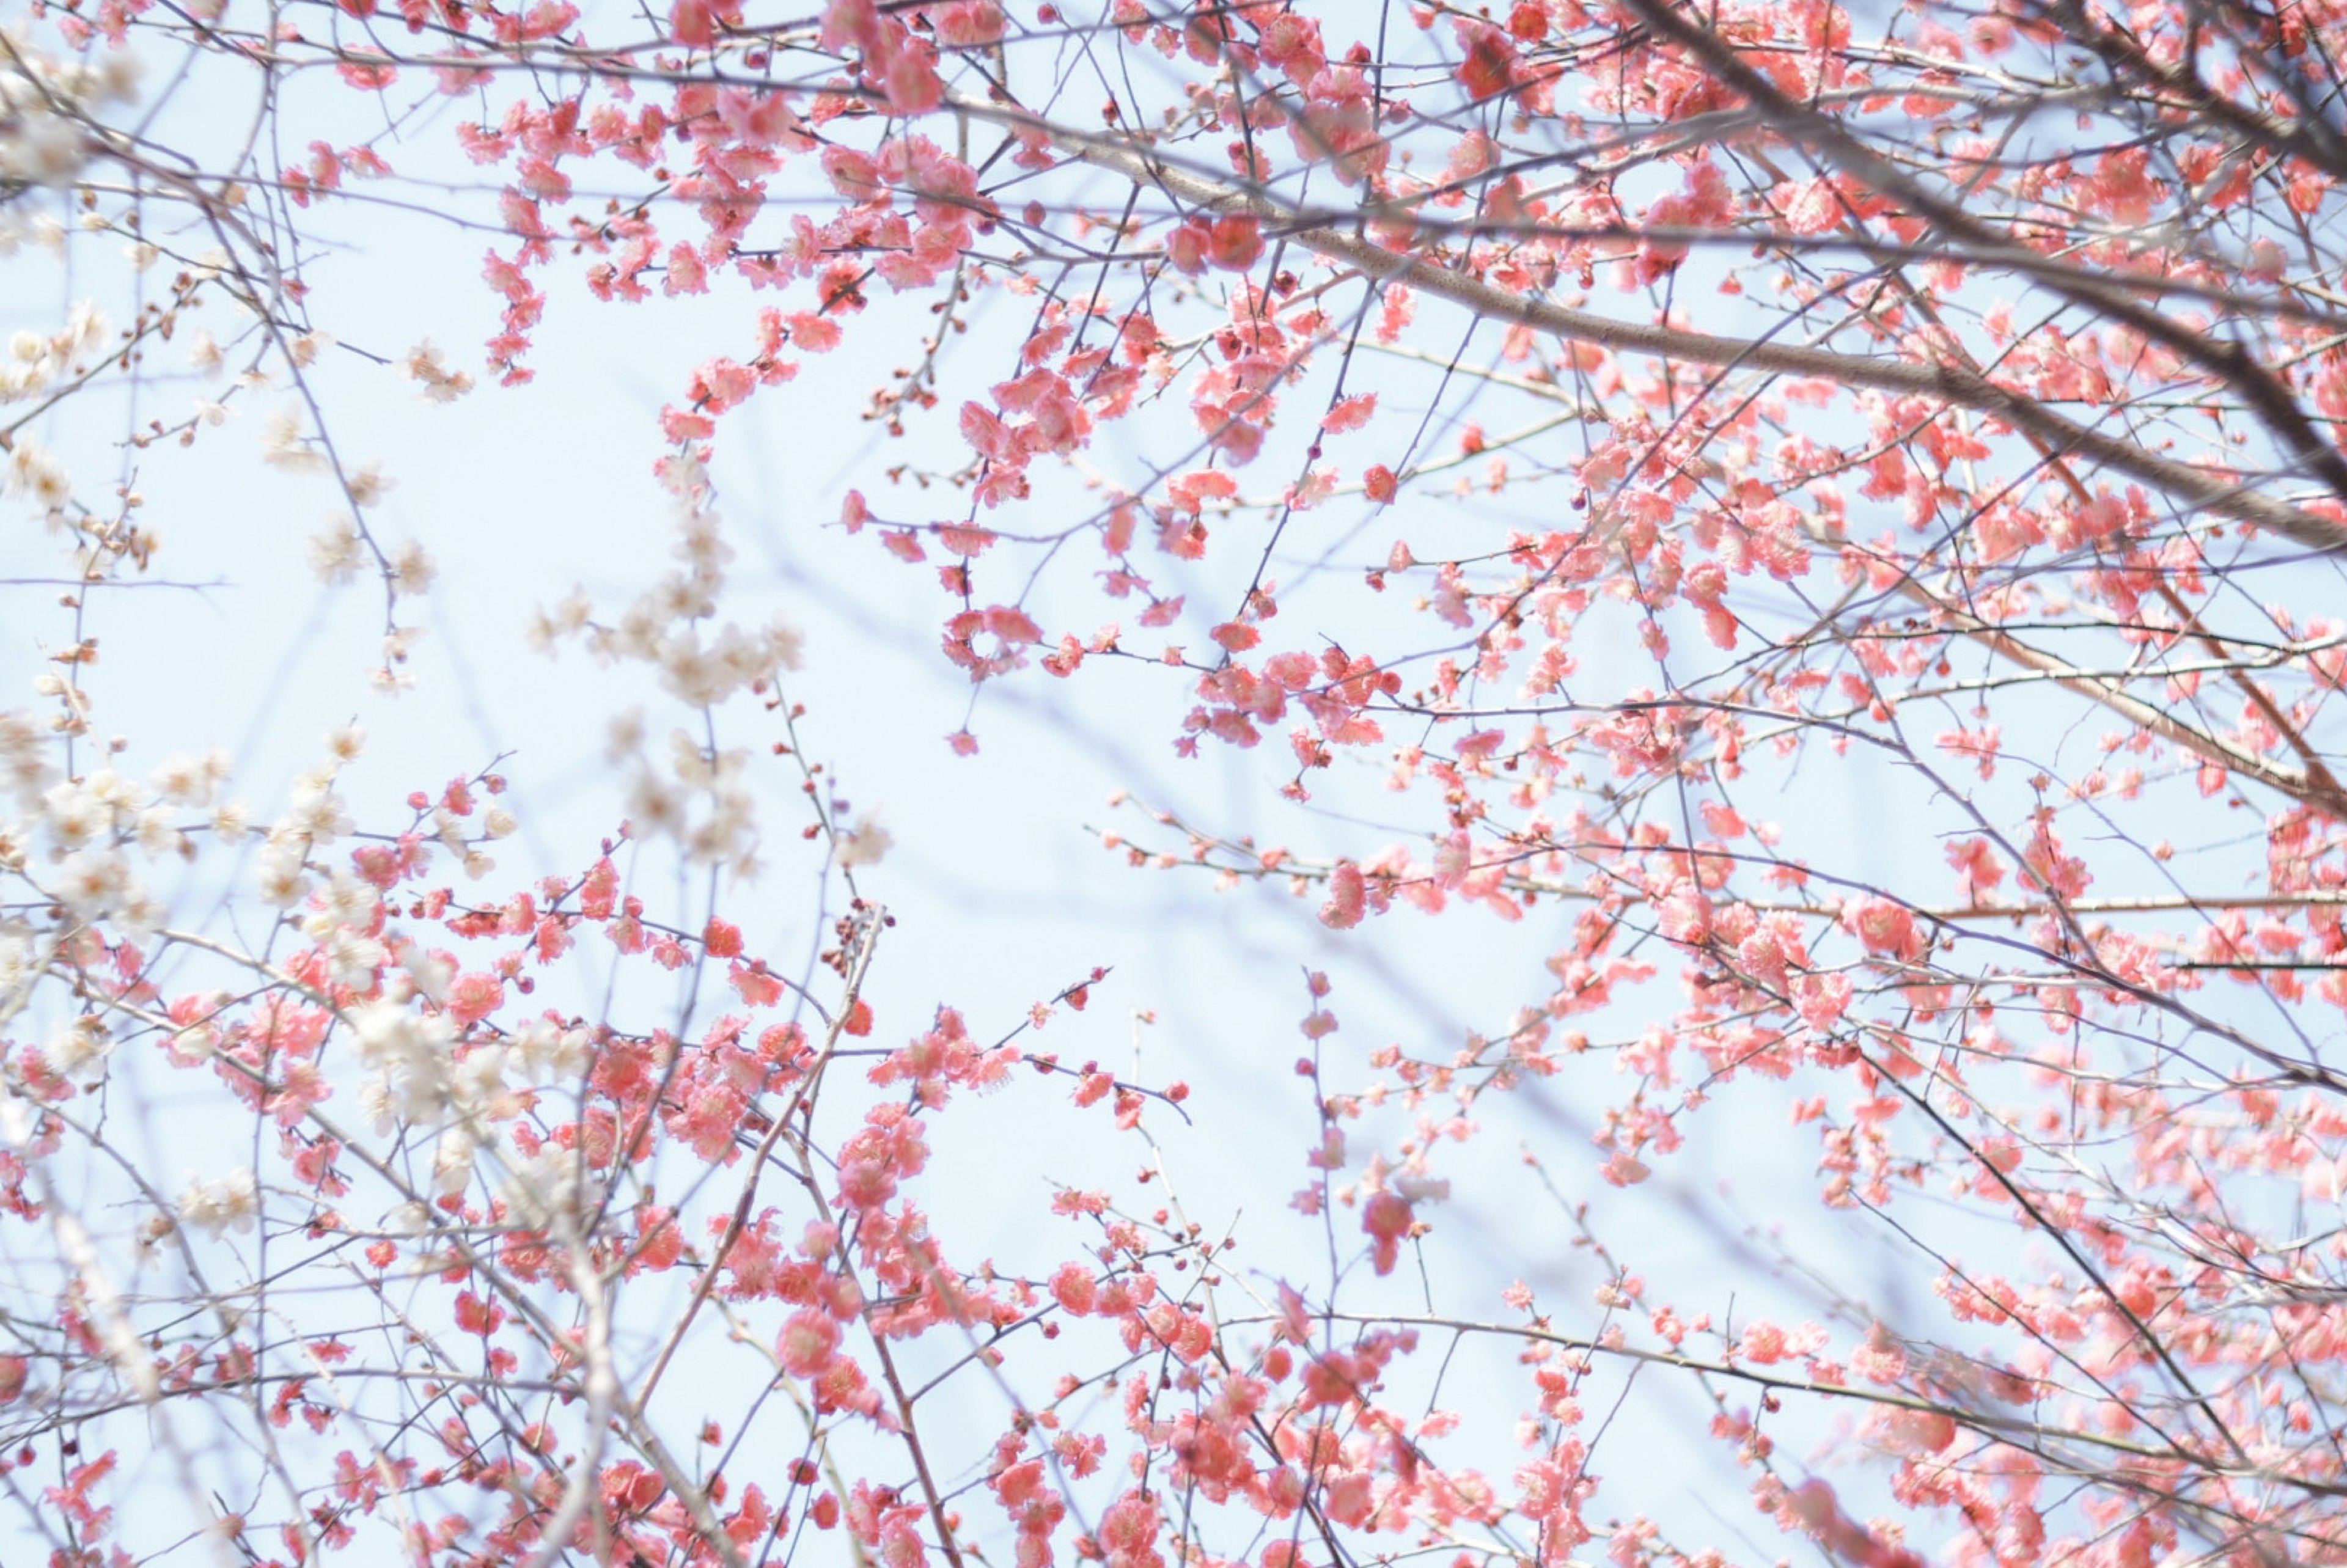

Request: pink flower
left=1842, top=895, right=1922, bottom=960
left=1363, top=1191, right=1412, bottom=1275
left=777, top=1309, right=840, bottom=1376
left=446, top=972, right=504, bottom=1025
left=1320, top=860, right=1366, bottom=929
left=1936, top=723, right=2002, bottom=780
left=1049, top=1263, right=1097, bottom=1316
left=662, top=243, right=707, bottom=296
left=1600, top=1150, right=1650, bottom=1187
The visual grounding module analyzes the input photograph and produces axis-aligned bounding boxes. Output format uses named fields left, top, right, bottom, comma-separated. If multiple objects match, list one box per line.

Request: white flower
left=625, top=771, right=685, bottom=839
left=765, top=615, right=805, bottom=672
left=527, top=590, right=592, bottom=652
left=113, top=890, right=163, bottom=936
left=134, top=806, right=188, bottom=859
left=397, top=943, right=453, bottom=1004
left=432, top=1124, right=479, bottom=1196
left=7, top=439, right=71, bottom=513
left=389, top=539, right=436, bottom=599
left=165, top=998, right=226, bottom=1067
left=1392, top=1173, right=1452, bottom=1204
left=656, top=450, right=709, bottom=498
left=399, top=339, right=473, bottom=403
left=345, top=463, right=393, bottom=510
left=0, top=109, right=86, bottom=187
left=513, top=1018, right=590, bottom=1082
left=0, top=359, right=44, bottom=403
left=501, top=1149, right=601, bottom=1231
left=837, top=809, right=892, bottom=869
left=605, top=708, right=644, bottom=761
left=672, top=510, right=736, bottom=579
left=185, top=328, right=222, bottom=377
left=151, top=748, right=230, bottom=807
left=313, top=868, right=379, bottom=931
left=375, top=628, right=422, bottom=695
left=64, top=302, right=109, bottom=359
left=260, top=409, right=326, bottom=473
left=348, top=1000, right=458, bottom=1125
left=53, top=848, right=134, bottom=917
left=89, top=770, right=142, bottom=814
left=149, top=753, right=202, bottom=804
left=42, top=780, right=110, bottom=851
left=280, top=781, right=353, bottom=845
left=321, top=928, right=387, bottom=989
left=92, top=51, right=141, bottom=105
left=654, top=632, right=725, bottom=706
left=354, top=1074, right=396, bottom=1134
left=177, top=1168, right=259, bottom=1239
left=254, top=843, right=309, bottom=906
left=0, top=709, right=53, bottom=804
left=48, top=1014, right=111, bottom=1081
left=307, top=515, right=364, bottom=586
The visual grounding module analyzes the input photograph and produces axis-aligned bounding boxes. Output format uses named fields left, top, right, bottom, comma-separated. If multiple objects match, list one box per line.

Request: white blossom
left=42, top=780, right=111, bottom=851
left=399, top=339, right=473, bottom=403
left=280, top=780, right=353, bottom=845
left=432, top=1124, right=479, bottom=1196
left=307, top=515, right=364, bottom=585
left=348, top=1000, right=458, bottom=1125
left=526, top=590, right=592, bottom=652
left=501, top=1149, right=602, bottom=1231
left=389, top=539, right=436, bottom=599
left=64, top=301, right=109, bottom=358
left=134, top=806, right=187, bottom=859
left=7, top=439, right=71, bottom=514
left=53, top=848, right=135, bottom=918
left=513, top=1017, right=590, bottom=1082
left=47, top=1014, right=111, bottom=1081
left=177, top=1169, right=260, bottom=1239
left=837, top=809, right=892, bottom=869
left=255, top=843, right=309, bottom=906
left=150, top=748, right=230, bottom=807
left=185, top=328, right=223, bottom=377
left=259, top=409, right=326, bottom=474
left=321, top=928, right=387, bottom=989
left=0, top=108, right=85, bottom=187
left=345, top=464, right=393, bottom=510
left=0, top=933, right=32, bottom=995
left=0, top=709, right=53, bottom=805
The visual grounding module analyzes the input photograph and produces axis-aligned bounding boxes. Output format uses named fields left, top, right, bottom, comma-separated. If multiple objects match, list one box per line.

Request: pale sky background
left=0, top=12, right=2237, bottom=1559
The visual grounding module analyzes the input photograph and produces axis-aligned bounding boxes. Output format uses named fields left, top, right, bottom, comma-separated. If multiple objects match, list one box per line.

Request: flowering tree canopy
left=6, top=0, right=2347, bottom=1564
